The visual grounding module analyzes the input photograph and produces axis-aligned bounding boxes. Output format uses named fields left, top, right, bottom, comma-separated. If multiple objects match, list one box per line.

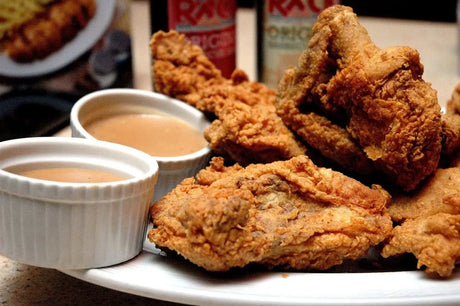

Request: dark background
left=341, top=0, right=456, bottom=22
left=239, top=0, right=457, bottom=22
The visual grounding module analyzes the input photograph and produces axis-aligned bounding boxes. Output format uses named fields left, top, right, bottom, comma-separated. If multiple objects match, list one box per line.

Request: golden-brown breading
left=442, top=115, right=460, bottom=157
left=276, top=5, right=443, bottom=192
left=204, top=94, right=307, bottom=165
left=150, top=31, right=224, bottom=107
left=278, top=69, right=374, bottom=175
left=196, top=69, right=276, bottom=113
left=149, top=156, right=392, bottom=272
left=381, top=213, right=460, bottom=278
left=387, top=167, right=460, bottom=222
left=448, top=84, right=460, bottom=114
left=151, top=30, right=307, bottom=165
left=382, top=167, right=460, bottom=277
left=442, top=84, right=460, bottom=158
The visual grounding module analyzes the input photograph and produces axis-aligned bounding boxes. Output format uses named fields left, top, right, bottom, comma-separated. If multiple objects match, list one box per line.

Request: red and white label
left=168, top=0, right=236, bottom=77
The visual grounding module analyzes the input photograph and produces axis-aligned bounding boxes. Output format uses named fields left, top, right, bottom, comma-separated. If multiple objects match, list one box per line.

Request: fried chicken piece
left=278, top=70, right=374, bottom=175
left=381, top=213, right=460, bottom=278
left=195, top=69, right=276, bottom=113
left=203, top=94, right=306, bottom=165
left=381, top=167, right=460, bottom=277
left=276, top=24, right=375, bottom=176
left=151, top=31, right=275, bottom=112
left=448, top=84, right=460, bottom=114
left=387, top=167, right=460, bottom=222
left=276, top=5, right=442, bottom=192
left=441, top=84, right=460, bottom=158
left=150, top=31, right=224, bottom=107
left=149, top=155, right=392, bottom=272
left=151, top=31, right=306, bottom=164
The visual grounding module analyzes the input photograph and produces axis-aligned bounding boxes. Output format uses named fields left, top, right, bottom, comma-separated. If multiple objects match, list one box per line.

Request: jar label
left=261, top=0, right=339, bottom=88
left=167, top=0, right=236, bottom=77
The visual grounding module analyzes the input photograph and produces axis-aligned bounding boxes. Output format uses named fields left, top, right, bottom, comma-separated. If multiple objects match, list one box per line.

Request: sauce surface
left=13, top=167, right=126, bottom=183
left=84, top=113, right=207, bottom=157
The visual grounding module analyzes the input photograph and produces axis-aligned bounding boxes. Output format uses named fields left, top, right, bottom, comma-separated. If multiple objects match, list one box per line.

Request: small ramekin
left=70, top=88, right=211, bottom=202
left=0, top=137, right=158, bottom=269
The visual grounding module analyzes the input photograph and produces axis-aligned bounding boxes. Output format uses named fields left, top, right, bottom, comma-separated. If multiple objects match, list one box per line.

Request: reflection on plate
left=60, top=229, right=460, bottom=305
left=0, top=0, right=115, bottom=78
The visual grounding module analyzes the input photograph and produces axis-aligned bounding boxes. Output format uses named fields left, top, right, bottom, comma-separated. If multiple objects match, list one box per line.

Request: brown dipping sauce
left=11, top=167, right=127, bottom=183
left=84, top=113, right=207, bottom=157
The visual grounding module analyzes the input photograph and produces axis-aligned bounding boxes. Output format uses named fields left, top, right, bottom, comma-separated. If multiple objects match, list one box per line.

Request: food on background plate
left=276, top=5, right=443, bottom=192
left=149, top=155, right=392, bottom=272
left=0, top=0, right=96, bottom=62
left=151, top=31, right=307, bottom=165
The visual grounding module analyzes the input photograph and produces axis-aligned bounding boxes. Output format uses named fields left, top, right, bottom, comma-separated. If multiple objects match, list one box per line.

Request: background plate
left=0, top=0, right=115, bottom=78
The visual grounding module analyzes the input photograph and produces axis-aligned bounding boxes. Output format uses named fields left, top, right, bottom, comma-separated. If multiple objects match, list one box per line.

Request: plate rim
left=59, top=237, right=460, bottom=306
left=0, top=0, right=115, bottom=78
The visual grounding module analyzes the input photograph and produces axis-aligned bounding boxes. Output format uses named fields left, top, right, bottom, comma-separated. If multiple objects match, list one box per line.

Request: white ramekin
left=0, top=137, right=158, bottom=269
left=70, top=88, right=211, bottom=202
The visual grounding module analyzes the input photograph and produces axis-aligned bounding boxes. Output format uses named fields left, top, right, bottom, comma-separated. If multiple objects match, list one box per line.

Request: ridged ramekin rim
left=0, top=137, right=159, bottom=203
left=70, top=88, right=212, bottom=164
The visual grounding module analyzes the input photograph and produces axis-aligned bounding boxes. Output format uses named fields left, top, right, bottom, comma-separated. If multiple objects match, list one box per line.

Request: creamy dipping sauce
left=12, top=167, right=126, bottom=183
left=84, top=113, right=207, bottom=157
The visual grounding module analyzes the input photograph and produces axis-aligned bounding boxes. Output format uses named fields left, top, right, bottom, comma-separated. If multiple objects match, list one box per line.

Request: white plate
left=0, top=0, right=115, bottom=78
left=60, top=230, right=460, bottom=305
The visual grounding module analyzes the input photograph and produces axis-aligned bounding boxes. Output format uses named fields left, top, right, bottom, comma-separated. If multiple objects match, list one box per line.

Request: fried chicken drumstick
left=149, top=155, right=392, bottom=272
left=276, top=5, right=443, bottom=192
left=151, top=31, right=306, bottom=165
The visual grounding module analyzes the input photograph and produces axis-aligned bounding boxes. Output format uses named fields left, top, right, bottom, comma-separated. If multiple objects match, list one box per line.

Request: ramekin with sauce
left=70, top=89, right=212, bottom=202
left=0, top=137, right=159, bottom=269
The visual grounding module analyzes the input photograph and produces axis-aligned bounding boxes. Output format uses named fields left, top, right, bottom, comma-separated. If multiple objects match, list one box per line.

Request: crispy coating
left=151, top=31, right=306, bottom=165
left=382, top=213, right=460, bottom=278
left=447, top=84, right=460, bottom=114
left=149, top=156, right=392, bottom=272
left=204, top=98, right=307, bottom=165
left=387, top=167, right=460, bottom=222
left=150, top=31, right=224, bottom=106
left=442, top=84, right=460, bottom=157
left=382, top=167, right=460, bottom=277
left=276, top=5, right=443, bottom=191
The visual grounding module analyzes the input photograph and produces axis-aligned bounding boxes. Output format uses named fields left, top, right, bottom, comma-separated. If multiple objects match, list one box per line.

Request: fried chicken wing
left=276, top=5, right=443, bottom=192
left=151, top=30, right=306, bottom=165
left=149, top=156, right=392, bottom=272
left=382, top=167, right=460, bottom=277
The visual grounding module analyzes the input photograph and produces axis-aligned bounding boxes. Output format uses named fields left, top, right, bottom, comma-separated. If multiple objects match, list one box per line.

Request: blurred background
left=238, top=0, right=457, bottom=22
